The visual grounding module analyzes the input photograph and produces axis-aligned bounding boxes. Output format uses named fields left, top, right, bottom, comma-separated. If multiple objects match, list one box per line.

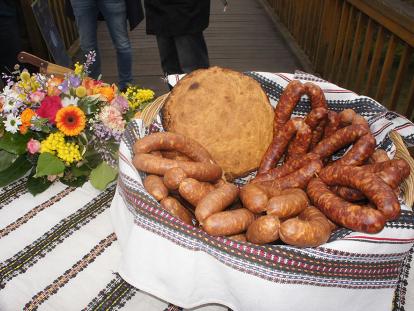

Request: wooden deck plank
left=98, top=0, right=301, bottom=95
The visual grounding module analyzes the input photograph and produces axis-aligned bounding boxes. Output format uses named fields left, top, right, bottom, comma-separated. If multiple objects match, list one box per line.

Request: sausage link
left=319, top=165, right=400, bottom=220
left=143, top=175, right=169, bottom=201
left=368, top=149, right=390, bottom=163
left=161, top=150, right=192, bottom=162
left=258, top=159, right=323, bottom=196
left=273, top=80, right=306, bottom=135
left=304, top=82, right=328, bottom=150
left=323, top=111, right=341, bottom=138
left=305, top=107, right=328, bottom=130
left=253, top=153, right=320, bottom=183
left=333, top=132, right=376, bottom=166
left=195, top=182, right=239, bottom=224
left=279, top=206, right=332, bottom=247
left=163, top=167, right=187, bottom=190
left=332, top=185, right=365, bottom=202
left=266, top=188, right=309, bottom=219
left=362, top=159, right=410, bottom=175
left=134, top=132, right=214, bottom=163
left=333, top=164, right=409, bottom=201
left=376, top=165, right=410, bottom=189
left=240, top=183, right=270, bottom=213
left=309, top=119, right=327, bottom=150
left=286, top=120, right=312, bottom=161
left=311, top=124, right=369, bottom=159
left=246, top=215, right=280, bottom=245
left=178, top=178, right=215, bottom=206
left=339, top=109, right=356, bottom=127
left=259, top=119, right=307, bottom=173
left=133, top=153, right=222, bottom=182
left=307, top=178, right=386, bottom=233
left=304, top=82, right=328, bottom=110
left=203, top=208, right=256, bottom=236
left=160, top=196, right=194, bottom=226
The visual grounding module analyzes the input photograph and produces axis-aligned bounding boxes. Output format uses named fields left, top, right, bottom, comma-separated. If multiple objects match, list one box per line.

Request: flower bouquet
left=0, top=52, right=155, bottom=195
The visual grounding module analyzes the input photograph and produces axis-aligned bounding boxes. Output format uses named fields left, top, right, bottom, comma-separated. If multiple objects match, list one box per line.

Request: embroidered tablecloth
left=0, top=179, right=225, bottom=311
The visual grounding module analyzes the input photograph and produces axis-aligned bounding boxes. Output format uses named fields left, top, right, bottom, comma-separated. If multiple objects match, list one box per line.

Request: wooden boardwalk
left=98, top=0, right=302, bottom=95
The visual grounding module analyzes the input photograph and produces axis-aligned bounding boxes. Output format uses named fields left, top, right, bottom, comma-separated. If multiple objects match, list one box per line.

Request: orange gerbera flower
left=93, top=85, right=115, bottom=102
left=19, top=108, right=36, bottom=134
left=55, top=106, right=86, bottom=136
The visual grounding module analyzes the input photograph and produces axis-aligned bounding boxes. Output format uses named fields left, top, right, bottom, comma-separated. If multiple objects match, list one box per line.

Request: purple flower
left=69, top=75, right=81, bottom=88
left=111, top=95, right=129, bottom=113
left=59, top=79, right=69, bottom=93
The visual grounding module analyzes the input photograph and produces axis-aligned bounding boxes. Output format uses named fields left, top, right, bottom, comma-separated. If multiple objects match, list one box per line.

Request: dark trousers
left=0, top=15, right=21, bottom=79
left=156, top=32, right=209, bottom=75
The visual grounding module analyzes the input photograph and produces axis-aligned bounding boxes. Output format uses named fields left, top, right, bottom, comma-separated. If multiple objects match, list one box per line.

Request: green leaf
left=71, top=165, right=91, bottom=177
left=61, top=175, right=87, bottom=187
left=0, top=132, right=31, bottom=154
left=89, top=162, right=118, bottom=191
left=35, top=153, right=65, bottom=177
left=27, top=175, right=52, bottom=195
left=84, top=151, right=102, bottom=169
left=0, top=150, right=18, bottom=172
left=78, top=95, right=101, bottom=115
left=0, top=155, right=32, bottom=187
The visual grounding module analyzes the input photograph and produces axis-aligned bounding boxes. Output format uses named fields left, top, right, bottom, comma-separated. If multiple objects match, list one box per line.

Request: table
left=0, top=179, right=226, bottom=311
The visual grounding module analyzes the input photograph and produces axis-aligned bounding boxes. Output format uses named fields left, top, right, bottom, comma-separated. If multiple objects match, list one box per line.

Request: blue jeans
left=70, top=0, right=132, bottom=89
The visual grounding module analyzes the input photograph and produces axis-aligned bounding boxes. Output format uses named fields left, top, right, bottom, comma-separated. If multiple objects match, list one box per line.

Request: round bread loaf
left=162, top=67, right=274, bottom=180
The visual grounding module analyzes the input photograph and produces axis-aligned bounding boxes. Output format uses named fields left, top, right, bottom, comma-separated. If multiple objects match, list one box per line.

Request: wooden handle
left=17, top=51, right=48, bottom=73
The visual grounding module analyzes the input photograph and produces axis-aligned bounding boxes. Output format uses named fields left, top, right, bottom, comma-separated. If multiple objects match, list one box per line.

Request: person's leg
left=156, top=35, right=182, bottom=75
left=0, top=15, right=21, bottom=78
left=98, top=0, right=132, bottom=90
left=70, top=0, right=100, bottom=79
left=174, top=32, right=209, bottom=73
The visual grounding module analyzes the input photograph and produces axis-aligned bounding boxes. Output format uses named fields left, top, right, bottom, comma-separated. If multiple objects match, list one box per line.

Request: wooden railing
left=19, top=0, right=79, bottom=60
left=266, top=0, right=414, bottom=120
left=48, top=0, right=79, bottom=56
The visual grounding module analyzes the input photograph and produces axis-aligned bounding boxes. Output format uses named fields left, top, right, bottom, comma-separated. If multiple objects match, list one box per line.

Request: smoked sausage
left=203, top=208, right=255, bottom=236
left=163, top=167, right=187, bottom=190
left=307, top=178, right=386, bottom=233
left=178, top=178, right=215, bottom=206
left=143, top=175, right=169, bottom=201
left=312, top=124, right=369, bottom=159
left=266, top=188, right=309, bottom=219
left=319, top=165, right=400, bottom=220
left=279, top=206, right=332, bottom=247
left=133, top=153, right=222, bottom=182
left=160, top=196, right=194, bottom=226
left=246, top=215, right=280, bottom=245
left=240, top=183, right=270, bottom=214
left=195, top=182, right=239, bottom=224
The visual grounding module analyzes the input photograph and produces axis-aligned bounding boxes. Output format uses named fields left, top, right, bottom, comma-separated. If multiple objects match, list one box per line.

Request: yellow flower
left=74, top=62, right=84, bottom=75
left=75, top=86, right=87, bottom=98
left=40, top=132, right=82, bottom=165
left=20, top=71, right=30, bottom=82
left=127, top=88, right=155, bottom=110
left=55, top=106, right=86, bottom=136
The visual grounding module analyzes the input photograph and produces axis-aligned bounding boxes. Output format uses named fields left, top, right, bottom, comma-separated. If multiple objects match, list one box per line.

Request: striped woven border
left=118, top=173, right=410, bottom=289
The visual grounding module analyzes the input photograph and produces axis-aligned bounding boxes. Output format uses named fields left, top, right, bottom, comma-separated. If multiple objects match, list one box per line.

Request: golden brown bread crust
left=162, top=66, right=274, bottom=180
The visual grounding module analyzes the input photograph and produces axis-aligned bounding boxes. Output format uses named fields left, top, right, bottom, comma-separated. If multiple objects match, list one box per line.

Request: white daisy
left=4, top=114, right=21, bottom=133
left=2, top=97, right=16, bottom=113
left=61, top=96, right=79, bottom=107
